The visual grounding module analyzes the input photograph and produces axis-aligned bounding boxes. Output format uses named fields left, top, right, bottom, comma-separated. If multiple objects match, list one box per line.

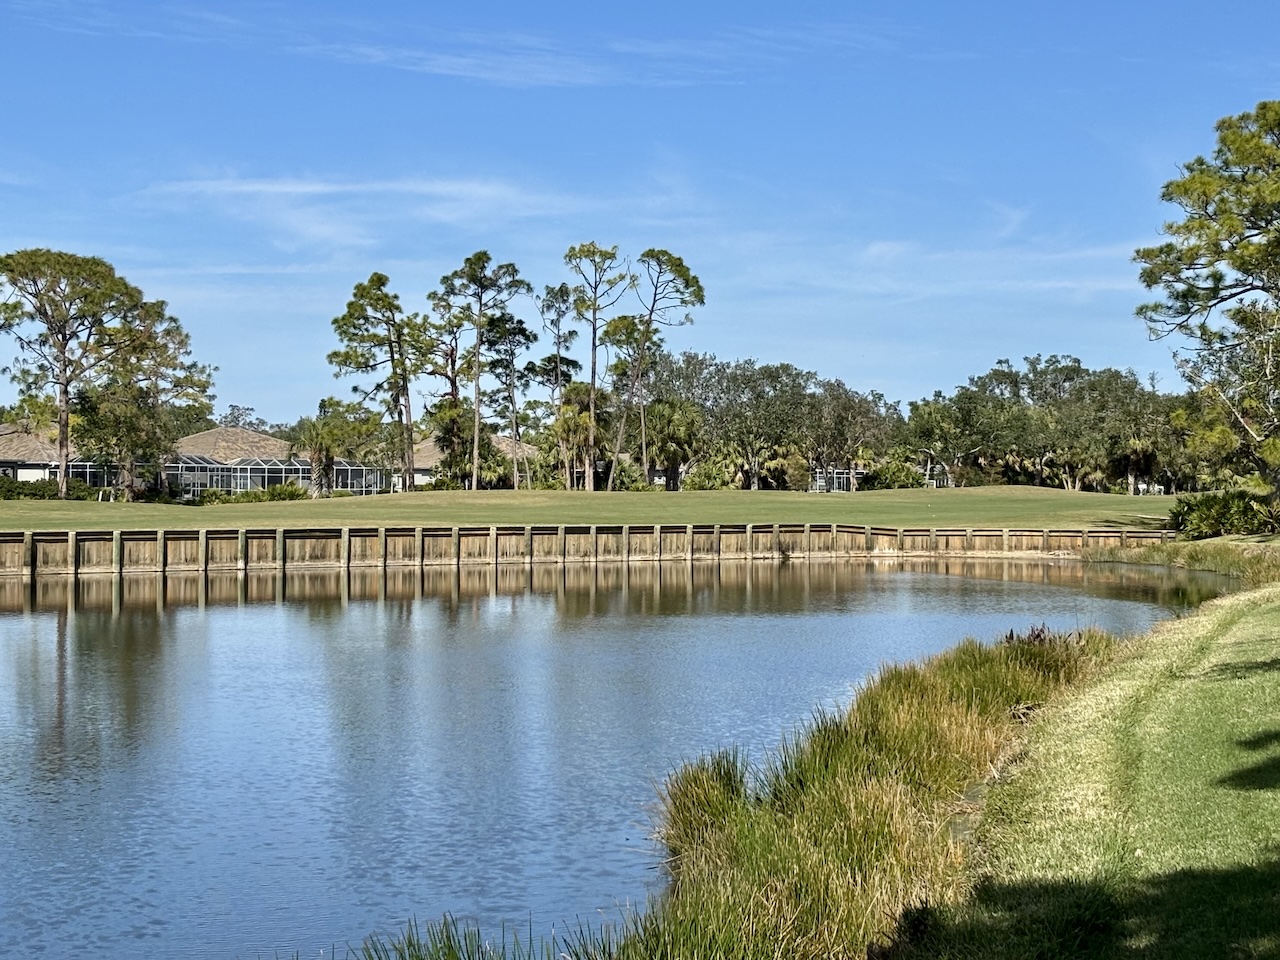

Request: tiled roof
left=410, top=432, right=536, bottom=472
left=0, top=429, right=61, bottom=463
left=494, top=434, right=538, bottom=462
left=411, top=435, right=446, bottom=471
left=175, top=427, right=292, bottom=462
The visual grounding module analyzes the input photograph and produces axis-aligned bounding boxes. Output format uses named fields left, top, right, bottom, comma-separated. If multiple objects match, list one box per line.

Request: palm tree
left=289, top=403, right=342, bottom=498
left=550, top=407, right=593, bottom=490
left=647, top=398, right=703, bottom=490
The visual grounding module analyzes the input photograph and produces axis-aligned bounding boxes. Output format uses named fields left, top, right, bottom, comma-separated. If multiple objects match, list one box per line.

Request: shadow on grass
left=1216, top=729, right=1280, bottom=792
left=1206, top=657, right=1280, bottom=681
left=1088, top=513, right=1171, bottom=531
left=875, top=856, right=1280, bottom=959
left=1238, top=730, right=1280, bottom=751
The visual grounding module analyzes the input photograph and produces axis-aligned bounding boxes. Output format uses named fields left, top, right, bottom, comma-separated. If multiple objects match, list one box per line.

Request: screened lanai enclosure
left=165, top=456, right=386, bottom=496
left=61, top=455, right=387, bottom=497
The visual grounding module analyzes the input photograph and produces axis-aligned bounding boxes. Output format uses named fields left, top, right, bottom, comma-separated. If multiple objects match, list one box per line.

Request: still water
left=0, top=559, right=1233, bottom=958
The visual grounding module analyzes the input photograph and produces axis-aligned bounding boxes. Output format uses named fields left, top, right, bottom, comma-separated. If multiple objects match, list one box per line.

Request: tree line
left=4, top=102, right=1280, bottom=502
left=311, top=243, right=704, bottom=495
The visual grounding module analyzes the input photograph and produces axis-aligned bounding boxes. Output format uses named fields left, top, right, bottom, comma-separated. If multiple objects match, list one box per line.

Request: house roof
left=494, top=434, right=538, bottom=462
left=410, top=432, right=537, bottom=473
left=0, top=428, right=61, bottom=463
left=411, top=435, right=446, bottom=471
left=176, top=426, right=291, bottom=462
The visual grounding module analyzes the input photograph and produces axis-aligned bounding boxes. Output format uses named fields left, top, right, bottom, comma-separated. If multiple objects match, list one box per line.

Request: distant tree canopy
left=329, top=271, right=428, bottom=493
left=217, top=404, right=269, bottom=432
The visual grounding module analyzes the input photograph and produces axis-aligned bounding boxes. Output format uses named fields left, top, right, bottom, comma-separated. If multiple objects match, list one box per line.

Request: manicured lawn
left=0, top=486, right=1172, bottom=532
left=889, top=585, right=1280, bottom=958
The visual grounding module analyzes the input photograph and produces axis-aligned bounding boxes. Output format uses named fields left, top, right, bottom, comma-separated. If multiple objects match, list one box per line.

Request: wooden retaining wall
left=0, top=524, right=1173, bottom=578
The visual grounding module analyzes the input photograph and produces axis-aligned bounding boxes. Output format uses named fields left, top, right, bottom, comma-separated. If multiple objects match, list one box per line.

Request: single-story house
left=0, top=424, right=388, bottom=496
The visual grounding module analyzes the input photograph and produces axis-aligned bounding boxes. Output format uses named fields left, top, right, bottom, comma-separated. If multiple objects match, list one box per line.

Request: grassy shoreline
left=878, top=583, right=1280, bottom=958
left=1084, top=537, right=1280, bottom=585
left=301, top=531, right=1272, bottom=959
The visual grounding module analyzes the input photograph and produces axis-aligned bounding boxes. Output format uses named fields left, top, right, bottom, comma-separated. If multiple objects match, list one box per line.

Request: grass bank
left=347, top=626, right=1118, bottom=960
left=0, top=486, right=1170, bottom=532
left=877, top=585, right=1280, bottom=958
left=1085, top=537, right=1280, bottom=586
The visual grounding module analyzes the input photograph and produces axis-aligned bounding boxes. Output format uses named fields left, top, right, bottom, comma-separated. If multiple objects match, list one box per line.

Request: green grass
left=0, top=486, right=1171, bottom=532
left=878, top=585, right=1280, bottom=958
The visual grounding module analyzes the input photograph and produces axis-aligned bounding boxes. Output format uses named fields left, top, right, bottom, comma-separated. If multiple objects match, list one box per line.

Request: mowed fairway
left=892, top=585, right=1280, bottom=958
left=0, top=486, right=1171, bottom=532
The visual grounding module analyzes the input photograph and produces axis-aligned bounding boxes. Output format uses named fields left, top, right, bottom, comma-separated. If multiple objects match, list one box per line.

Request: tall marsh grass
left=1085, top=540, right=1280, bottom=586
left=641, top=627, right=1114, bottom=960
left=349, top=627, right=1116, bottom=960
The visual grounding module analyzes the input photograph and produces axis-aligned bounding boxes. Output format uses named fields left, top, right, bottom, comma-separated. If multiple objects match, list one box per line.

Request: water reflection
left=0, top=560, right=1235, bottom=960
left=0, top=557, right=1232, bottom=617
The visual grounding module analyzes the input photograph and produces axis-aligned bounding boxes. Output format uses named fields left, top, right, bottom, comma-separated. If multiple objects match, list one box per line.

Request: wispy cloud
left=152, top=174, right=581, bottom=215
left=6, top=1, right=903, bottom=87
left=6, top=0, right=258, bottom=42
left=301, top=21, right=905, bottom=87
left=610, top=22, right=900, bottom=64
left=139, top=174, right=592, bottom=252
left=696, top=225, right=1140, bottom=310
left=293, top=37, right=614, bottom=88
left=985, top=201, right=1030, bottom=240
left=0, top=169, right=36, bottom=188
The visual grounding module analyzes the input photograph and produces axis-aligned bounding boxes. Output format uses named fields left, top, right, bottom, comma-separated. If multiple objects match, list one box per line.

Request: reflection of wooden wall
left=0, top=524, right=1172, bottom=577
left=0, top=553, right=1212, bottom=615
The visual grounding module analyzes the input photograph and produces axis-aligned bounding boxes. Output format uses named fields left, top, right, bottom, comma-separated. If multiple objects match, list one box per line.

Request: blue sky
left=2, top=0, right=1278, bottom=423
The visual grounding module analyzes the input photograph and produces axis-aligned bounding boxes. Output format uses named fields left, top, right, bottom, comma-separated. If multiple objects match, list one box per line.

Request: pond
left=0, top=559, right=1233, bottom=959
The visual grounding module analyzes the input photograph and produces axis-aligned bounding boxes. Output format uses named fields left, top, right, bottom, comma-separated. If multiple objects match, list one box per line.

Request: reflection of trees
left=25, top=609, right=168, bottom=782
left=5, top=560, right=1234, bottom=623
left=73, top=609, right=167, bottom=731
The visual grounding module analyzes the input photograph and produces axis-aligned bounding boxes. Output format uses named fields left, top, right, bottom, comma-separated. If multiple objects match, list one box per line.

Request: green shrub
left=265, top=481, right=307, bottom=501
left=0, top=476, right=94, bottom=500
left=132, top=488, right=181, bottom=504
left=783, top=453, right=811, bottom=491
left=195, top=482, right=308, bottom=505
left=861, top=460, right=925, bottom=490
left=1167, top=490, right=1280, bottom=539
left=682, top=460, right=734, bottom=491
left=949, top=464, right=1000, bottom=487
left=607, top=459, right=652, bottom=492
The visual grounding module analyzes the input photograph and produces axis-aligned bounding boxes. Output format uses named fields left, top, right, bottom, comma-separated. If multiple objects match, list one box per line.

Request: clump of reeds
left=639, top=626, right=1115, bottom=959
left=354, top=915, right=622, bottom=960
